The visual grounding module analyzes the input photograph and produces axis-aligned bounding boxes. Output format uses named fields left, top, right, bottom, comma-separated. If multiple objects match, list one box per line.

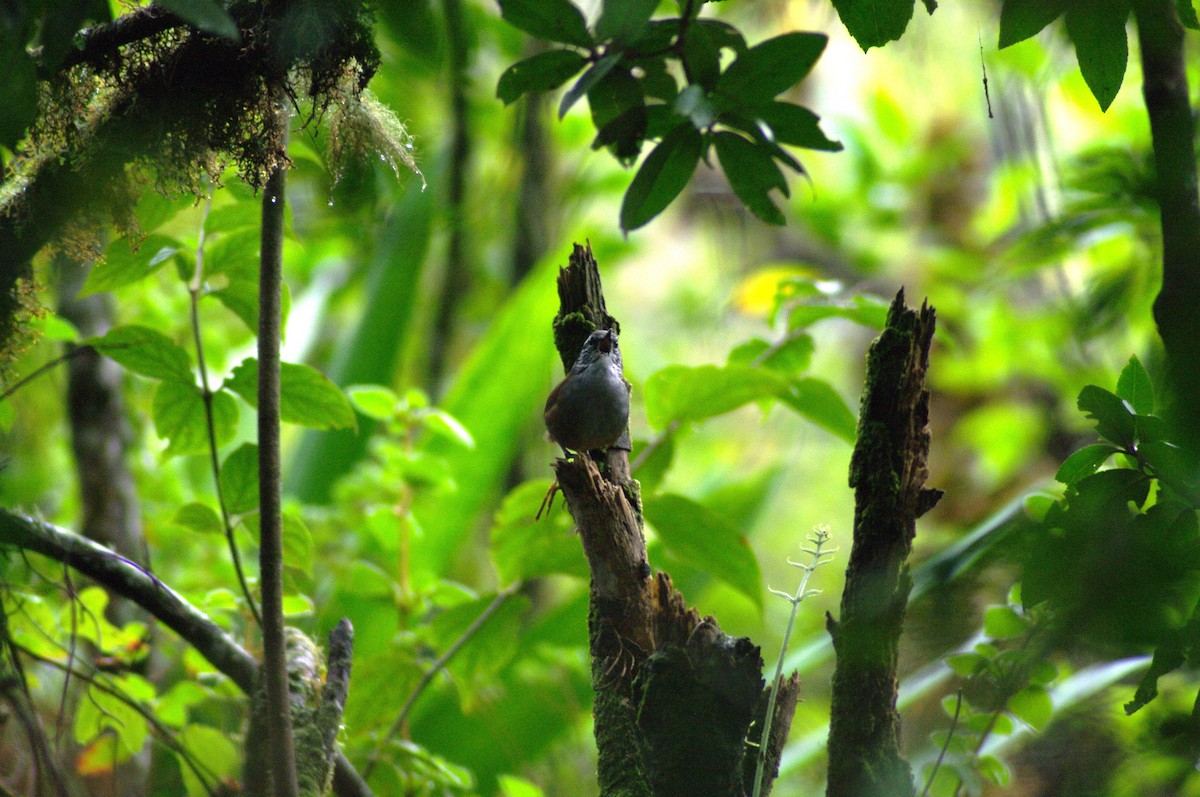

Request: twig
left=257, top=105, right=299, bottom=797
left=919, top=690, right=962, bottom=797
left=188, top=192, right=262, bottom=627
left=0, top=347, right=93, bottom=401
left=362, top=583, right=522, bottom=779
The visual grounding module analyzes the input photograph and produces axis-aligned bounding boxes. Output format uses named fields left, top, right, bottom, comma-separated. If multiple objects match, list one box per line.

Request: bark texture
left=826, top=291, right=937, bottom=797
left=550, top=242, right=799, bottom=797
left=1134, top=0, right=1200, bottom=460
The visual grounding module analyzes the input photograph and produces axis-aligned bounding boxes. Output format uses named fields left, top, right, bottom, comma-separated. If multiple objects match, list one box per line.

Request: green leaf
left=644, top=363, right=788, bottom=428
left=1077, top=384, right=1135, bottom=448
left=727, top=334, right=814, bottom=375
left=983, top=605, right=1026, bottom=639
left=490, top=480, right=587, bottom=584
left=714, top=131, right=788, bottom=225
left=1179, top=0, right=1200, bottom=29
left=424, top=410, right=476, bottom=449
left=1054, top=443, right=1119, bottom=484
left=1008, top=685, right=1053, bottom=730
left=643, top=493, right=762, bottom=608
left=596, top=0, right=658, bottom=44
left=178, top=725, right=239, bottom=797
left=1116, top=354, right=1154, bottom=415
left=0, top=39, right=37, bottom=153
left=89, top=325, right=192, bottom=381
left=225, top=359, right=356, bottom=430
left=157, top=0, right=240, bottom=40
left=998, top=0, right=1067, bottom=48
left=758, top=102, right=842, bottom=151
left=429, top=593, right=532, bottom=708
left=81, top=235, right=181, bottom=296
left=497, top=50, right=588, bottom=105
left=787, top=296, right=891, bottom=330
left=945, top=652, right=987, bottom=676
left=779, top=377, right=857, bottom=443
left=282, top=511, right=314, bottom=578
left=829, top=0, right=914, bottom=51
left=74, top=683, right=148, bottom=759
left=345, top=384, right=399, bottom=420
left=715, top=32, right=827, bottom=108
left=1065, top=1, right=1130, bottom=112
left=219, top=443, right=259, bottom=515
left=174, top=502, right=224, bottom=535
left=631, top=434, right=675, bottom=493
left=210, top=278, right=291, bottom=335
left=152, top=381, right=236, bottom=457
left=559, top=53, right=620, bottom=119
left=620, top=124, right=703, bottom=231
left=682, top=23, right=721, bottom=90
left=498, top=0, right=592, bottom=48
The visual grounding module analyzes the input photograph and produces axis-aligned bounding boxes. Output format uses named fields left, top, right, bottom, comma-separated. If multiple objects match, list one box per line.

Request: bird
left=544, top=328, right=631, bottom=455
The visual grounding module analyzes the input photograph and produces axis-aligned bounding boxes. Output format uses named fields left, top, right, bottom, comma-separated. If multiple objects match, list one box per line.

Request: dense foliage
left=1, top=0, right=1199, bottom=795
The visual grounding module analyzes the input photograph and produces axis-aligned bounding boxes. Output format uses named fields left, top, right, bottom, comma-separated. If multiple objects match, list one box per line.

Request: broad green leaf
left=757, top=102, right=842, bottom=151
left=1179, top=0, right=1200, bottom=29
left=424, top=410, right=476, bottom=449
left=779, top=377, right=856, bottom=443
left=498, top=775, right=546, bottom=797
left=713, top=131, right=787, bottom=225
left=219, top=443, right=260, bottom=515
left=282, top=511, right=313, bottom=578
left=829, top=0, right=914, bottom=51
left=152, top=380, right=236, bottom=457
left=82, top=235, right=181, bottom=296
left=490, top=480, right=586, bottom=584
left=498, top=0, right=592, bottom=48
left=643, top=493, right=762, bottom=609
left=225, top=358, right=356, bottom=430
left=74, top=683, right=148, bottom=759
left=983, top=605, right=1025, bottom=639
left=682, top=24, right=720, bottom=90
left=787, top=296, right=890, bottom=330
left=644, top=363, right=788, bottom=428
left=178, top=725, right=239, bottom=797
left=1054, top=443, right=1119, bottom=484
left=998, top=0, right=1067, bottom=48
left=1077, top=384, right=1135, bottom=448
left=1116, top=354, right=1154, bottom=415
left=429, top=593, right=532, bottom=709
left=346, top=384, right=399, bottom=420
left=694, top=19, right=748, bottom=55
left=31, top=314, right=79, bottom=342
left=90, top=324, right=192, bottom=381
left=945, top=652, right=987, bottom=676
left=156, top=681, right=208, bottom=728
left=559, top=52, right=620, bottom=119
left=977, top=755, right=1012, bottom=787
left=715, top=32, right=827, bottom=108
left=174, top=502, right=224, bottom=535
left=595, top=0, right=658, bottom=44
left=1008, top=685, right=1053, bottom=730
left=157, top=0, right=240, bottom=40
left=210, top=278, right=291, bottom=335
left=497, top=50, right=587, bottom=105
left=1065, top=1, right=1130, bottom=112
left=619, top=124, right=703, bottom=231
left=727, top=334, right=814, bottom=375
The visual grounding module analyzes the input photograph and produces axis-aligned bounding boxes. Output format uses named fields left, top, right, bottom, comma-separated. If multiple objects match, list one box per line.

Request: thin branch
left=45, top=6, right=184, bottom=75
left=0, top=509, right=374, bottom=797
left=189, top=193, right=262, bottom=627
left=920, top=690, right=962, bottom=797
left=0, top=347, right=93, bottom=401
left=362, top=583, right=522, bottom=779
left=257, top=106, right=299, bottom=797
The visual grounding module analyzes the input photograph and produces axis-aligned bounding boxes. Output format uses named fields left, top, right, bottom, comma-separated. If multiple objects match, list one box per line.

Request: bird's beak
left=597, top=331, right=614, bottom=354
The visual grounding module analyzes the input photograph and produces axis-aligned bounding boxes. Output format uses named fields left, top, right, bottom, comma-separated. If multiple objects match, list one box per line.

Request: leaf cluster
left=496, top=0, right=842, bottom=230
left=1022, top=356, right=1200, bottom=711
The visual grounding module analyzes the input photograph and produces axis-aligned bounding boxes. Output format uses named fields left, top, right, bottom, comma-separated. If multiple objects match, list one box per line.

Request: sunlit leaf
left=226, top=358, right=356, bottom=430
left=346, top=384, right=398, bottom=421
left=757, top=102, right=842, bottom=151
left=1008, top=685, right=1053, bottom=730
left=153, top=380, right=236, bottom=457
left=174, top=502, right=224, bottom=535
left=779, top=377, right=857, bottom=443
left=177, top=725, right=239, bottom=797
left=644, top=494, right=762, bottom=609
left=220, top=443, right=259, bottom=515
left=644, top=363, right=787, bottom=429
left=89, top=324, right=192, bottom=381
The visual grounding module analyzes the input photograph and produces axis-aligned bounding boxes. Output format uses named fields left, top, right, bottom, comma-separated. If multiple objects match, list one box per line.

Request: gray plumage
left=544, top=329, right=631, bottom=452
